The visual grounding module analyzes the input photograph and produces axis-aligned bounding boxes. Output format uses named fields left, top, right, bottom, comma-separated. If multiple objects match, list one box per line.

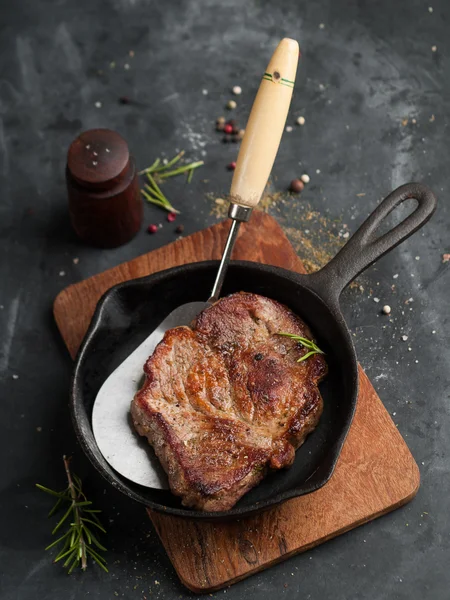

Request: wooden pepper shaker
left=66, top=129, right=143, bottom=248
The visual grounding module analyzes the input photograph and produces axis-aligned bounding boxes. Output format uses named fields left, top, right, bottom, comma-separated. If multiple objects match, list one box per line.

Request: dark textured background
left=0, top=0, right=449, bottom=598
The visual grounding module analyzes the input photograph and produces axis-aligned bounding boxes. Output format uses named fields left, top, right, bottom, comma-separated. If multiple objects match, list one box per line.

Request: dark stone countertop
left=0, top=0, right=448, bottom=598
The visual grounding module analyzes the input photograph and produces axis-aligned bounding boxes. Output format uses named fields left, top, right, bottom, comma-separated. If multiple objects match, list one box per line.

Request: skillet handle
left=308, top=182, right=437, bottom=302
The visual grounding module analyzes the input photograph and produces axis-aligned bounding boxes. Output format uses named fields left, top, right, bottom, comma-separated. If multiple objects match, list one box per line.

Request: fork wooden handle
left=230, top=38, right=299, bottom=209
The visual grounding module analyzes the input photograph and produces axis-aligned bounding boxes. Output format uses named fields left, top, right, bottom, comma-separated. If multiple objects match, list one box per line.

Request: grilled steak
left=131, top=292, right=327, bottom=511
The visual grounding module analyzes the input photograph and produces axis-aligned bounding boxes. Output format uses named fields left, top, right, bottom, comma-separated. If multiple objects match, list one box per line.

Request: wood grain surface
left=66, top=129, right=143, bottom=248
left=53, top=211, right=420, bottom=593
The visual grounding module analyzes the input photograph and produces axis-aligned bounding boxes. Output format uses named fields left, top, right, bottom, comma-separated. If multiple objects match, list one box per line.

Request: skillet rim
left=71, top=260, right=358, bottom=520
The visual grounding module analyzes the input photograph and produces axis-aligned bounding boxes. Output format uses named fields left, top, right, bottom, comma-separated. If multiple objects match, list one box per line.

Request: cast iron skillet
left=72, top=182, right=436, bottom=520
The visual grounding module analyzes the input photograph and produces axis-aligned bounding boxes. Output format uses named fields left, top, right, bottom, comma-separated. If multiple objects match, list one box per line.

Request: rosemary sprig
left=138, top=151, right=204, bottom=181
left=139, top=151, right=204, bottom=213
left=36, top=456, right=108, bottom=574
left=141, top=172, right=180, bottom=214
left=138, top=151, right=185, bottom=175
left=278, top=332, right=325, bottom=362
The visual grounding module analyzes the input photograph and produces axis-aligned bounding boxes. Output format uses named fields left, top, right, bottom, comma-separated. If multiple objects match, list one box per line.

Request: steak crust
left=131, top=292, right=327, bottom=511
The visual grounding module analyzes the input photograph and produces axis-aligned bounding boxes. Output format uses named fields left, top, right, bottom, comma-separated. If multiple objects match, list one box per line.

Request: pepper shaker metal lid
left=66, top=129, right=143, bottom=248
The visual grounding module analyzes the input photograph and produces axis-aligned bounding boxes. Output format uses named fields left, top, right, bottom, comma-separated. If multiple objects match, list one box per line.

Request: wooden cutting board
left=54, top=211, right=419, bottom=593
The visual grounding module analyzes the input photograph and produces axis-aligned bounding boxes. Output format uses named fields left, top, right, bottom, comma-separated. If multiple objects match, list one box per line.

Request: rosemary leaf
left=67, top=553, right=80, bottom=574
left=82, top=523, right=92, bottom=545
left=48, top=496, right=64, bottom=517
left=157, top=151, right=184, bottom=172
left=143, top=185, right=169, bottom=208
left=150, top=157, right=161, bottom=171
left=146, top=172, right=165, bottom=197
left=71, top=527, right=81, bottom=549
left=141, top=186, right=180, bottom=214
left=81, top=517, right=107, bottom=533
left=93, top=558, right=109, bottom=573
left=297, top=350, right=319, bottom=362
left=45, top=530, right=71, bottom=551
left=90, top=512, right=104, bottom=526
left=73, top=474, right=83, bottom=488
left=138, top=157, right=160, bottom=175
left=158, top=161, right=204, bottom=179
left=63, top=552, right=76, bottom=570
left=87, top=548, right=109, bottom=573
left=36, top=484, right=66, bottom=498
left=58, top=536, right=71, bottom=558
left=145, top=174, right=166, bottom=201
left=54, top=546, right=76, bottom=563
left=52, top=504, right=73, bottom=535
left=141, top=189, right=167, bottom=209
left=86, top=546, right=108, bottom=564
left=88, top=530, right=107, bottom=551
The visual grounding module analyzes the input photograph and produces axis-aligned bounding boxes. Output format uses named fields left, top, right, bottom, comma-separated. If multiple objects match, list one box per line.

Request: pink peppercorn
left=227, top=161, right=237, bottom=170
left=167, top=212, right=177, bottom=222
left=147, top=224, right=158, bottom=234
left=223, top=124, right=233, bottom=134
left=290, top=178, right=304, bottom=193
